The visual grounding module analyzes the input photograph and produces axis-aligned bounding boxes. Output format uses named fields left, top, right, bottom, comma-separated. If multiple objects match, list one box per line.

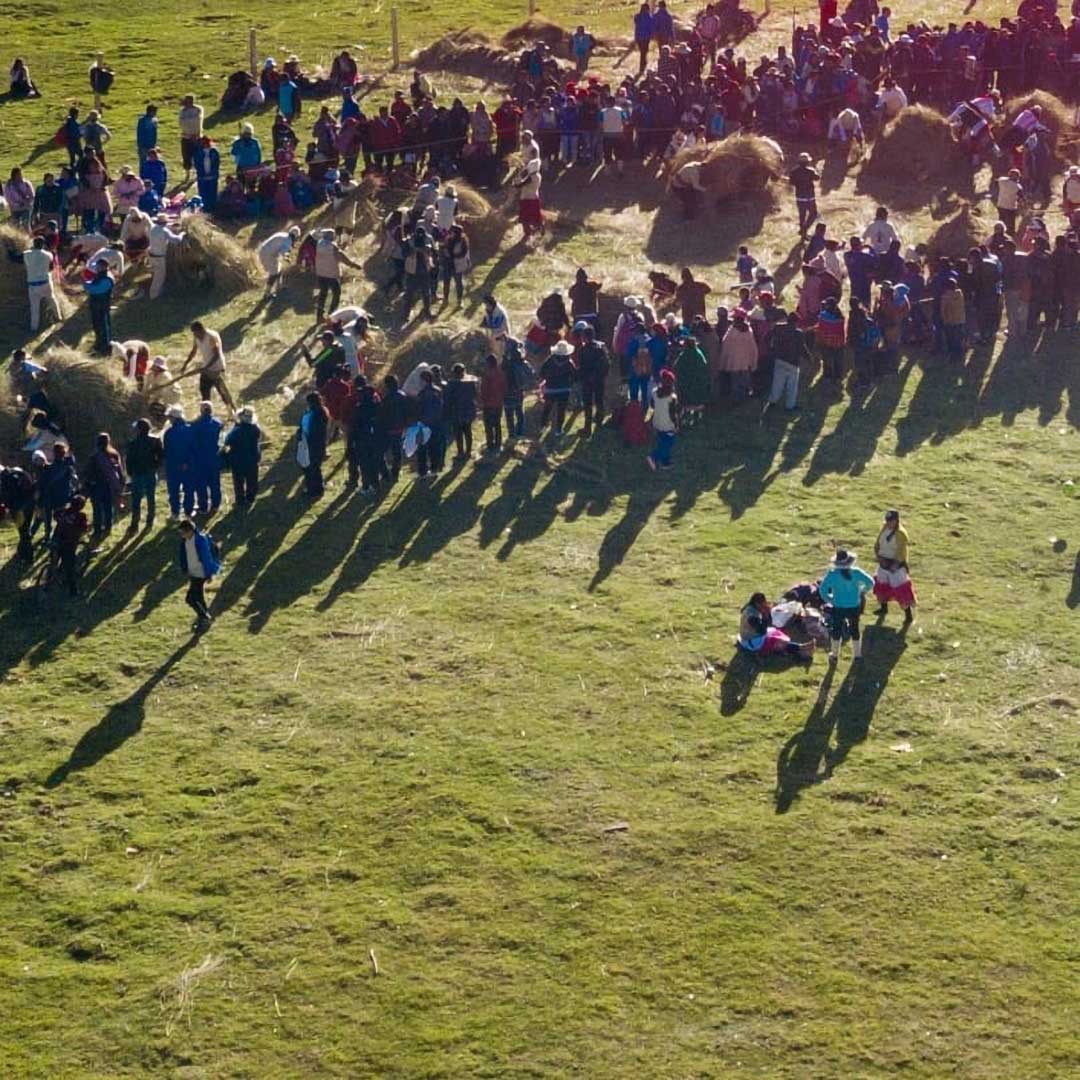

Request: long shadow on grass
left=43, top=636, right=198, bottom=787
left=775, top=623, right=908, bottom=813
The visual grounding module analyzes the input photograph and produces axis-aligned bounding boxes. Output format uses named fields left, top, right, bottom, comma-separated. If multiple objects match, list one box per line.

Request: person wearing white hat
left=515, top=155, right=544, bottom=240
left=258, top=225, right=302, bottom=298
left=819, top=548, right=875, bottom=662
left=538, top=340, right=575, bottom=436
left=144, top=355, right=182, bottom=410
left=163, top=405, right=195, bottom=519
left=147, top=214, right=185, bottom=299
left=222, top=405, right=262, bottom=509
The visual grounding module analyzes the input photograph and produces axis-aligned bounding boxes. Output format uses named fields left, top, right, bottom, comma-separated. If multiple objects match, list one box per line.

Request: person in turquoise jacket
left=819, top=548, right=875, bottom=662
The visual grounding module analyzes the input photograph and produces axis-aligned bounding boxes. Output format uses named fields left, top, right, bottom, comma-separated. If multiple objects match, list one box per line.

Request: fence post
left=94, top=51, right=104, bottom=111
left=391, top=8, right=400, bottom=70
left=528, top=0, right=536, bottom=17
left=249, top=29, right=257, bottom=78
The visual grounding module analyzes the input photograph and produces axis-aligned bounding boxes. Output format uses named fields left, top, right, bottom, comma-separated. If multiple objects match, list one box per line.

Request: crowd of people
left=5, top=0, right=1080, bottom=637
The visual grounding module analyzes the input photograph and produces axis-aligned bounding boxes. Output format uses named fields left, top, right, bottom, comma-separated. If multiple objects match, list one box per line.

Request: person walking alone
left=177, top=517, right=220, bottom=633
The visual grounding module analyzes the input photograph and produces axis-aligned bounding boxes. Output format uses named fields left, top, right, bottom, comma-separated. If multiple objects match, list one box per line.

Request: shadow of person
left=775, top=663, right=837, bottom=812
left=44, top=637, right=199, bottom=788
left=718, top=648, right=761, bottom=716
left=775, top=624, right=908, bottom=812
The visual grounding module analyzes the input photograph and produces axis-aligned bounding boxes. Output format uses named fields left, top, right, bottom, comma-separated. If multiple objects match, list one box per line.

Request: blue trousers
left=166, top=467, right=194, bottom=517
left=629, top=374, right=651, bottom=405
left=197, top=177, right=218, bottom=211
left=192, top=466, right=222, bottom=512
left=130, top=472, right=157, bottom=526
left=650, top=430, right=676, bottom=467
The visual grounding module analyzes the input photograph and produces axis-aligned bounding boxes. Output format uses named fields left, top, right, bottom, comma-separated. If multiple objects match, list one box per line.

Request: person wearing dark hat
left=873, top=509, right=916, bottom=621
left=443, top=362, right=478, bottom=463
left=819, top=548, right=875, bottom=662
left=401, top=227, right=434, bottom=322
left=177, top=516, right=220, bottom=632
left=843, top=236, right=876, bottom=306
left=125, top=417, right=164, bottom=532
left=788, top=151, right=820, bottom=237
left=346, top=376, right=384, bottom=496
left=52, top=494, right=90, bottom=597
left=574, top=322, right=610, bottom=436
left=761, top=313, right=810, bottom=415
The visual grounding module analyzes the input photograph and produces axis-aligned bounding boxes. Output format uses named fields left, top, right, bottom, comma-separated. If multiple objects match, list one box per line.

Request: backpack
left=619, top=400, right=650, bottom=446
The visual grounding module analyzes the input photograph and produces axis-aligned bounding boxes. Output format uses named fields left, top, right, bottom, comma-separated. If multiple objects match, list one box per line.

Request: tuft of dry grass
left=161, top=954, right=226, bottom=1036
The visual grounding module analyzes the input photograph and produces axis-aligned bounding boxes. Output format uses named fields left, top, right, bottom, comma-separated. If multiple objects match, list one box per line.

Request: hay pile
left=388, top=326, right=491, bottom=378
left=0, top=224, right=72, bottom=331
left=412, top=30, right=525, bottom=85
left=501, top=17, right=574, bottom=52
left=867, top=106, right=971, bottom=184
left=0, top=346, right=145, bottom=460
left=167, top=216, right=260, bottom=295
left=926, top=203, right=989, bottom=259
left=666, top=135, right=784, bottom=202
left=1002, top=91, right=1079, bottom=163
left=455, top=183, right=516, bottom=261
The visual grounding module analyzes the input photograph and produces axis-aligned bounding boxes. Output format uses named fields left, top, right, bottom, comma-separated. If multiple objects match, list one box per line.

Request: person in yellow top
left=873, top=508, right=916, bottom=622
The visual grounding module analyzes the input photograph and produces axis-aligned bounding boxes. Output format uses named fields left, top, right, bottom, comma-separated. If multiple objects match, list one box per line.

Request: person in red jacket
left=479, top=354, right=508, bottom=453
left=493, top=98, right=523, bottom=159
left=369, top=106, right=402, bottom=171
left=319, top=364, right=355, bottom=444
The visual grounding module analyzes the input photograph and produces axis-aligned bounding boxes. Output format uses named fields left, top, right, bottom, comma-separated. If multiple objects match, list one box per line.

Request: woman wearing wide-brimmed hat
left=873, top=509, right=917, bottom=622
left=819, top=548, right=875, bottom=663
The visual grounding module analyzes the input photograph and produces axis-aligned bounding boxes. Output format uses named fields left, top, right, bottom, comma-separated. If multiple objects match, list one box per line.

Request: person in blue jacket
left=83, top=260, right=114, bottom=355
left=634, top=3, right=655, bottom=75
left=653, top=0, right=675, bottom=45
left=221, top=405, right=261, bottom=508
left=163, top=405, right=195, bottom=518
left=230, top=124, right=262, bottom=172
left=843, top=237, right=877, bottom=306
left=189, top=400, right=223, bottom=515
left=177, top=517, right=220, bottom=632
left=140, top=148, right=168, bottom=197
left=194, top=136, right=220, bottom=211
left=136, top=104, right=159, bottom=165
left=819, top=548, right=876, bottom=663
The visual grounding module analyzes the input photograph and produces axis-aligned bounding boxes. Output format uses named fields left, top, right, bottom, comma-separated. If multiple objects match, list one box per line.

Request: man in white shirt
left=435, top=185, right=458, bottom=233
left=993, top=168, right=1023, bottom=235
left=178, top=95, right=205, bottom=179
left=257, top=226, right=301, bottom=298
left=828, top=107, right=865, bottom=145
left=148, top=214, right=185, bottom=299
left=876, top=77, right=908, bottom=122
left=599, top=98, right=626, bottom=174
left=481, top=293, right=511, bottom=359
left=22, top=237, right=59, bottom=332
left=672, top=160, right=705, bottom=218
left=313, top=228, right=361, bottom=322
left=183, top=321, right=235, bottom=411
left=862, top=207, right=901, bottom=256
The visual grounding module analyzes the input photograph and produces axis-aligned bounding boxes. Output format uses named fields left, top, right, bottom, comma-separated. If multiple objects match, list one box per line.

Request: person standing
left=38, top=443, right=79, bottom=542
left=515, top=157, right=544, bottom=240
left=646, top=369, right=678, bottom=471
left=718, top=309, right=758, bottom=401
left=862, top=207, right=902, bottom=256
left=125, top=417, right=163, bottom=532
left=761, top=314, right=810, bottom=416
left=479, top=354, right=507, bottom=453
left=346, top=378, right=384, bottom=496
left=378, top=374, right=408, bottom=482
left=539, top=340, right=575, bottom=436
left=147, top=214, right=185, bottom=299
left=258, top=226, right=301, bottom=298
left=633, top=3, right=655, bottom=76
left=400, top=227, right=435, bottom=322
left=481, top=293, right=512, bottom=359
left=575, top=323, right=609, bottom=436
left=52, top=495, right=89, bottom=597
left=222, top=405, right=261, bottom=509
left=194, top=136, right=220, bottom=211
left=183, top=322, right=235, bottom=411
left=443, top=363, right=478, bottom=462
left=21, top=236, right=60, bottom=333
left=819, top=548, right=875, bottom=663
left=178, top=96, right=204, bottom=180
left=298, top=392, right=329, bottom=497
left=992, top=168, right=1023, bottom=236
left=5, top=167, right=35, bottom=229
left=177, top=517, right=220, bottom=633
left=415, top=370, right=445, bottom=478
left=83, top=432, right=125, bottom=544
left=190, top=400, right=223, bottom=516
left=873, top=509, right=916, bottom=622
left=163, top=406, right=195, bottom=519
left=788, top=152, right=820, bottom=237
left=136, top=104, right=159, bottom=166
left=84, top=259, right=115, bottom=356
left=314, top=229, right=361, bottom=323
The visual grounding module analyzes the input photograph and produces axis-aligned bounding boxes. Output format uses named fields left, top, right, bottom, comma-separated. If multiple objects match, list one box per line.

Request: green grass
left=2, top=1, right=1080, bottom=1077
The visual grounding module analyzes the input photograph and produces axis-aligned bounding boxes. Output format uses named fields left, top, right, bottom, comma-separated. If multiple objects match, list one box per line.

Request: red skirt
left=518, top=198, right=543, bottom=228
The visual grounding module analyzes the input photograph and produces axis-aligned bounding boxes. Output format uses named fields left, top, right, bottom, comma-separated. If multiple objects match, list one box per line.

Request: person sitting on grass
left=738, top=592, right=815, bottom=661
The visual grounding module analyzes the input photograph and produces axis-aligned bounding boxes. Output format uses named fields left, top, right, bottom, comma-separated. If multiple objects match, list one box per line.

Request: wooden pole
left=528, top=0, right=536, bottom=17
left=249, top=29, right=257, bottom=78
left=391, top=8, right=400, bottom=70
left=94, top=51, right=104, bottom=111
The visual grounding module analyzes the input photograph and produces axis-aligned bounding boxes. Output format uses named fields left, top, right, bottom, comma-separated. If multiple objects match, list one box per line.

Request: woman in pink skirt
left=873, top=509, right=917, bottom=622
left=738, top=593, right=815, bottom=661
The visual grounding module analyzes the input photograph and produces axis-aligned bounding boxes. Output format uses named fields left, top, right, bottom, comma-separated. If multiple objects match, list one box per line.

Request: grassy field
left=2, top=2, right=1080, bottom=1078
